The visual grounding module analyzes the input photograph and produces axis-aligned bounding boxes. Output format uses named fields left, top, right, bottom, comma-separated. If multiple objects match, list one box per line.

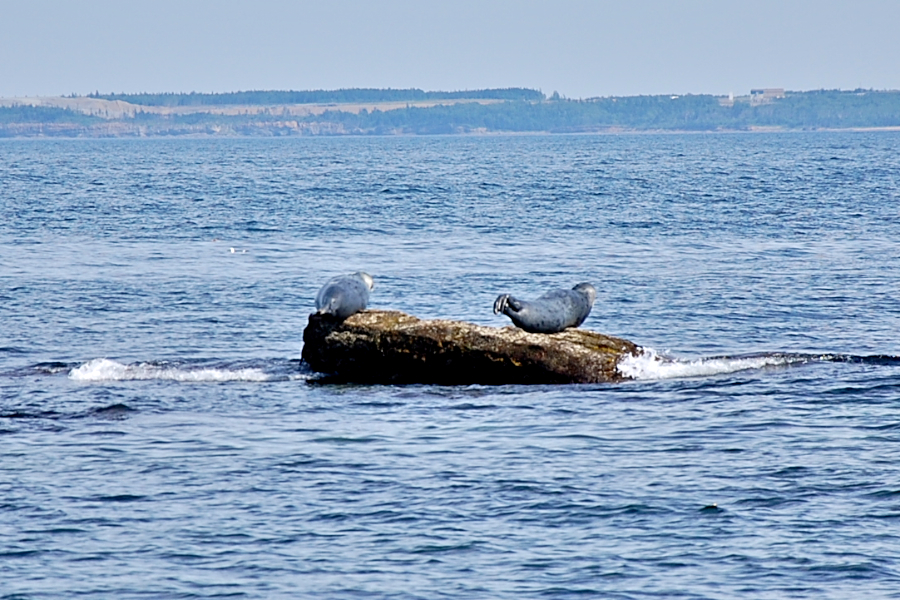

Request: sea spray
left=69, top=358, right=292, bottom=383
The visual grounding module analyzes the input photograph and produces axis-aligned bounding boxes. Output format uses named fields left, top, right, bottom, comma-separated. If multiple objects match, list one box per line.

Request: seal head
left=493, top=282, right=596, bottom=334
left=315, top=272, right=375, bottom=319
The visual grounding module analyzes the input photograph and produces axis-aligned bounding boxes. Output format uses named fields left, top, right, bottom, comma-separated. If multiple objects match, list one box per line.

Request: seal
left=315, top=272, right=375, bottom=319
left=493, top=282, right=597, bottom=334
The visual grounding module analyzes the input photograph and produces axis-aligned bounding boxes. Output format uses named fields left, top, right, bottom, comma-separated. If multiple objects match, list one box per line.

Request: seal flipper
left=493, top=294, right=509, bottom=315
left=493, top=294, right=524, bottom=315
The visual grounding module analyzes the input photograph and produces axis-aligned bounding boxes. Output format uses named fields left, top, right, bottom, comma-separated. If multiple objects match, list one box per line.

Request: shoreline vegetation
left=2, top=87, right=900, bottom=138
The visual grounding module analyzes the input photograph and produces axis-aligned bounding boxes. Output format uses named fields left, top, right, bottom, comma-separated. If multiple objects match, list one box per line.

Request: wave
left=24, top=352, right=900, bottom=385
left=617, top=348, right=900, bottom=381
left=68, top=358, right=309, bottom=383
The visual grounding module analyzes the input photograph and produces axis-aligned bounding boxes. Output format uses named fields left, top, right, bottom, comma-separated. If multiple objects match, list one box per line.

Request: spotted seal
left=493, top=282, right=597, bottom=334
left=315, top=272, right=375, bottom=319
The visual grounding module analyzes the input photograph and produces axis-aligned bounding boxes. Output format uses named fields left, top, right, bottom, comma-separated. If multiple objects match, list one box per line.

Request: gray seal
left=315, top=272, right=375, bottom=319
left=493, top=282, right=597, bottom=334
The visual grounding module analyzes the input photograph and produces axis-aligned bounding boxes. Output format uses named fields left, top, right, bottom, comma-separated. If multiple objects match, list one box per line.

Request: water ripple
left=2, top=133, right=900, bottom=599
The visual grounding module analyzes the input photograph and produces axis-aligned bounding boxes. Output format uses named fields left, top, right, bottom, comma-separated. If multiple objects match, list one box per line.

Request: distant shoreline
left=3, top=88, right=900, bottom=137
left=0, top=95, right=508, bottom=119
left=4, top=127, right=900, bottom=141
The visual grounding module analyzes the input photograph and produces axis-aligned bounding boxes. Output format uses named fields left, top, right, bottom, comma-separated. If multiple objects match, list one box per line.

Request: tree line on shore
left=300, top=91, right=900, bottom=133
left=2, top=89, right=900, bottom=136
left=87, top=87, right=546, bottom=106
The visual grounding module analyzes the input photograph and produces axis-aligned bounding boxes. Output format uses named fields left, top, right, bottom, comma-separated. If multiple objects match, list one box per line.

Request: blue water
left=2, top=133, right=900, bottom=599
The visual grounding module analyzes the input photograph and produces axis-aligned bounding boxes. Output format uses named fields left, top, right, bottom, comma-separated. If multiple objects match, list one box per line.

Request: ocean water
left=2, top=132, right=900, bottom=599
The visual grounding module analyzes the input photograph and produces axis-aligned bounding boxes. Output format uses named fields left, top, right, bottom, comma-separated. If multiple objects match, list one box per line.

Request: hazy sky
left=3, top=0, right=899, bottom=98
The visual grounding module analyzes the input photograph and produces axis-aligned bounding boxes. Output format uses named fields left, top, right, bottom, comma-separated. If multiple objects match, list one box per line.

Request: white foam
left=616, top=348, right=803, bottom=381
left=69, top=358, right=275, bottom=383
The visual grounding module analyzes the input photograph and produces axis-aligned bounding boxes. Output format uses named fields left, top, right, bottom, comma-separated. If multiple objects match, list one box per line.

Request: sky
left=2, top=0, right=899, bottom=99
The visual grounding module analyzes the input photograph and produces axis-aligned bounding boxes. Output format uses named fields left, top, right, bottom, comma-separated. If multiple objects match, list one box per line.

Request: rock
left=301, top=309, right=640, bottom=384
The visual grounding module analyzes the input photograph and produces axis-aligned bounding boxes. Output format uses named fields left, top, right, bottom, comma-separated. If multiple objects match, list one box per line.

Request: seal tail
left=493, top=294, right=510, bottom=315
left=317, top=297, right=341, bottom=316
left=493, top=294, right=523, bottom=315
